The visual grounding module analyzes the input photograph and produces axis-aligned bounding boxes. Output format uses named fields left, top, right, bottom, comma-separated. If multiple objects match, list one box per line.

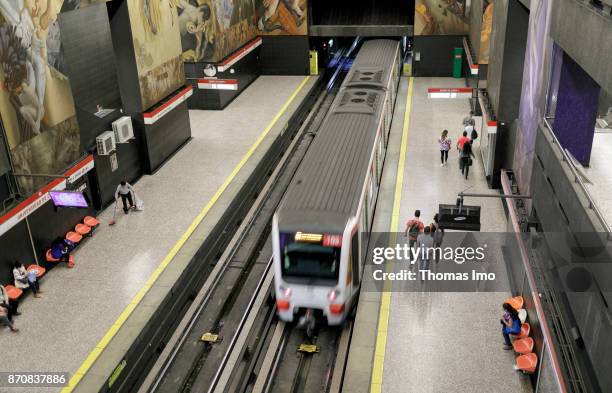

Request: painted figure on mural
left=0, top=0, right=81, bottom=194
left=255, top=0, right=304, bottom=33
left=479, top=0, right=493, bottom=64
left=414, top=0, right=470, bottom=35
left=177, top=0, right=216, bottom=61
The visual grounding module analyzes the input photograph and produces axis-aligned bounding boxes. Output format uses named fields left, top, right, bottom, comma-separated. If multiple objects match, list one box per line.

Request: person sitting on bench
left=13, top=261, right=41, bottom=298
left=501, top=302, right=521, bottom=350
left=0, top=284, right=20, bottom=320
left=0, top=304, right=18, bottom=332
left=51, top=237, right=74, bottom=263
left=115, top=180, right=135, bottom=214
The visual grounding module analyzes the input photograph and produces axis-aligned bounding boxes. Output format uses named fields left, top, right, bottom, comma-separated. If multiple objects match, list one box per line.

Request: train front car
left=272, top=39, right=401, bottom=326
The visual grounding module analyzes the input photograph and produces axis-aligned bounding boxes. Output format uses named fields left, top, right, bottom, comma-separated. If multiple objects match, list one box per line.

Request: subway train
left=272, top=39, right=402, bottom=325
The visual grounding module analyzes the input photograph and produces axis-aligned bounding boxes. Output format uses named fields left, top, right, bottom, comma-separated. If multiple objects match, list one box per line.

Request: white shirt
left=464, top=125, right=474, bottom=134
left=115, top=183, right=134, bottom=198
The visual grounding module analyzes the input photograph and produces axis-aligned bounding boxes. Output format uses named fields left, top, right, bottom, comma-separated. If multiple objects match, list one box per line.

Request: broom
left=109, top=201, right=118, bottom=226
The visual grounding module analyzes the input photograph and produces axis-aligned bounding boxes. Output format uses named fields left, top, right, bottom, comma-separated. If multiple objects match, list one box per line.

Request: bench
left=4, top=285, right=22, bottom=301
left=46, top=249, right=75, bottom=268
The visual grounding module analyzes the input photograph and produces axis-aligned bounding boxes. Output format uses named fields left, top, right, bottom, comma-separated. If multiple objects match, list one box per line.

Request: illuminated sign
left=295, top=232, right=323, bottom=243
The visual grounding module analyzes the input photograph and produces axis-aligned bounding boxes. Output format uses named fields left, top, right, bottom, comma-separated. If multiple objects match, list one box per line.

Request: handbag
left=468, top=157, right=473, bottom=166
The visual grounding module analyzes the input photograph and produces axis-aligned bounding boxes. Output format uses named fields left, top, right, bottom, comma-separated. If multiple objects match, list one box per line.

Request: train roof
left=277, top=87, right=386, bottom=234
left=344, top=39, right=400, bottom=90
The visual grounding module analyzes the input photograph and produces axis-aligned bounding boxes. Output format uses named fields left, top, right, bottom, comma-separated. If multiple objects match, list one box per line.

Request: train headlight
left=280, top=286, right=292, bottom=299
left=328, top=289, right=340, bottom=302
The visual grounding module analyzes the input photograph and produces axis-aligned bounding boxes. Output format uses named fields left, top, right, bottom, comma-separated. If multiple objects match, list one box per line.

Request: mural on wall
left=478, top=0, right=493, bottom=64
left=0, top=0, right=81, bottom=195
left=177, top=0, right=257, bottom=63
left=415, top=0, right=470, bottom=35
left=60, top=0, right=109, bottom=12
left=255, top=0, right=306, bottom=35
left=177, top=0, right=306, bottom=63
left=127, top=0, right=185, bottom=111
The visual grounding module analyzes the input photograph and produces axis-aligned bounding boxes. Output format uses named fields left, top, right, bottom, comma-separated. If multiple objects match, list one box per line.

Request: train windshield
left=280, top=232, right=341, bottom=283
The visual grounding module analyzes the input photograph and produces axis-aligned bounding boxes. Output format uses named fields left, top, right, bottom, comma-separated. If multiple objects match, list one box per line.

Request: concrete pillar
left=553, top=52, right=600, bottom=166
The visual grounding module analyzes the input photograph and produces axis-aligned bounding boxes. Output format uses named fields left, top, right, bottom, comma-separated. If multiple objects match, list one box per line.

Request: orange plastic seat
left=513, top=337, right=534, bottom=354
left=511, top=323, right=531, bottom=339
left=27, top=265, right=46, bottom=278
left=4, top=285, right=23, bottom=300
left=66, top=231, right=83, bottom=244
left=83, top=216, right=100, bottom=227
left=506, top=296, right=524, bottom=310
left=45, top=250, right=74, bottom=267
left=75, top=223, right=91, bottom=236
left=516, top=353, right=538, bottom=373
left=46, top=249, right=60, bottom=262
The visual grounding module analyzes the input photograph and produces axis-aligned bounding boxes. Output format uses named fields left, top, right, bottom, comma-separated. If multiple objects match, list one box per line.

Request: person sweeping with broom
left=115, top=180, right=136, bottom=214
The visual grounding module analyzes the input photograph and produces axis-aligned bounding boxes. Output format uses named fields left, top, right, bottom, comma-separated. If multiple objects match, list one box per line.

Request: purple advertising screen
left=49, top=191, right=88, bottom=208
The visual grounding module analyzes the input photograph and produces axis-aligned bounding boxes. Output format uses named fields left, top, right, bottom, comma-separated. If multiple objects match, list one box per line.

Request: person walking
left=404, top=210, right=425, bottom=262
left=438, top=130, right=451, bottom=166
left=115, top=180, right=135, bottom=214
left=456, top=130, right=471, bottom=151
left=430, top=213, right=444, bottom=262
left=462, top=111, right=475, bottom=128
left=416, top=226, right=434, bottom=276
left=459, top=140, right=475, bottom=179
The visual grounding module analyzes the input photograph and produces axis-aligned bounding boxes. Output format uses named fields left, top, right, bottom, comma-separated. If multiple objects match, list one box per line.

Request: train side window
left=351, top=232, right=360, bottom=286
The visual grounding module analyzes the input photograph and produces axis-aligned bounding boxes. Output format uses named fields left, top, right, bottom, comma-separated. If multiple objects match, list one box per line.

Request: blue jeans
left=502, top=325, right=521, bottom=346
left=29, top=280, right=39, bottom=294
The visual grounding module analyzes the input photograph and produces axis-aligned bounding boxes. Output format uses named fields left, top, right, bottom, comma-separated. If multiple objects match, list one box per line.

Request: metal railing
left=542, top=117, right=612, bottom=237
left=501, top=171, right=568, bottom=393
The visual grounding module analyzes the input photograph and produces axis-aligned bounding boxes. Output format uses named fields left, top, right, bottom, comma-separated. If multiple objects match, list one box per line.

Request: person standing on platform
left=0, top=304, right=18, bottom=332
left=438, top=130, right=451, bottom=166
left=501, top=302, right=521, bottom=349
left=405, top=210, right=425, bottom=262
left=115, top=180, right=135, bottom=214
left=0, top=284, right=19, bottom=321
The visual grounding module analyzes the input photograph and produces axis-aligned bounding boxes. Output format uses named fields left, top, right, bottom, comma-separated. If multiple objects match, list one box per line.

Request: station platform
left=344, top=77, right=532, bottom=393
left=0, top=75, right=314, bottom=392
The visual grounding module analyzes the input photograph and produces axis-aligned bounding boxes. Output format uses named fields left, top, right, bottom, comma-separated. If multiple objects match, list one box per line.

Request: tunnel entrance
left=309, top=0, right=414, bottom=37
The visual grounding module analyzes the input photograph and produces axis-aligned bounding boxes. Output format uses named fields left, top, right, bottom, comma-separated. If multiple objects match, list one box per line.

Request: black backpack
left=471, top=129, right=478, bottom=140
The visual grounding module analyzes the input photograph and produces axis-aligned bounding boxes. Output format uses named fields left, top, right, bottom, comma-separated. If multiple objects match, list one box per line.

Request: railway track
left=136, top=40, right=360, bottom=393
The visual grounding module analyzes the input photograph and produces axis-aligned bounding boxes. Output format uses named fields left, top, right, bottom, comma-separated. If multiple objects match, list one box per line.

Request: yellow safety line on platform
left=370, top=77, right=414, bottom=393
left=62, top=76, right=311, bottom=393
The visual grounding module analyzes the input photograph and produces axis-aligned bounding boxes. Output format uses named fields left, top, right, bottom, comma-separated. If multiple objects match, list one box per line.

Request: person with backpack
left=470, top=128, right=478, bottom=144
left=404, top=210, right=425, bottom=262
left=430, top=213, right=444, bottom=262
left=438, top=130, right=451, bottom=166
left=501, top=302, right=521, bottom=349
left=460, top=140, right=475, bottom=180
